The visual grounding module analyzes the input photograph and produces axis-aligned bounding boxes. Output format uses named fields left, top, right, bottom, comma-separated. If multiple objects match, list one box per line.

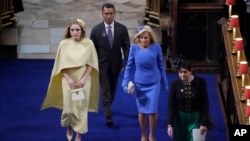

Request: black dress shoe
left=106, top=117, right=114, bottom=128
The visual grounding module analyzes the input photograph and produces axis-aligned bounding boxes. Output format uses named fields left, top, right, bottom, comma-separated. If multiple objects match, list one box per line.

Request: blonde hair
left=64, top=19, right=86, bottom=39
left=133, top=25, right=157, bottom=44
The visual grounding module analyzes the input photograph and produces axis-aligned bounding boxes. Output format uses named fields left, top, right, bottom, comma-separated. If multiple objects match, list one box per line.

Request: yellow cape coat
left=41, top=38, right=99, bottom=113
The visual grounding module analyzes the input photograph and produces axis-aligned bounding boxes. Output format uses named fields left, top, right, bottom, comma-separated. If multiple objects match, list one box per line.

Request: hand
left=67, top=78, right=76, bottom=89
left=200, top=125, right=207, bottom=134
left=122, top=85, right=128, bottom=93
left=78, top=78, right=86, bottom=88
left=78, top=82, right=84, bottom=88
left=167, top=126, right=173, bottom=138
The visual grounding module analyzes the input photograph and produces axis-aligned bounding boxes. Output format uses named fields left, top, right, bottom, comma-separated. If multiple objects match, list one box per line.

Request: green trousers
left=173, top=111, right=200, bottom=141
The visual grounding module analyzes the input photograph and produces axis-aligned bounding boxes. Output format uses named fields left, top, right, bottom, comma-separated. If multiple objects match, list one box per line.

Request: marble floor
left=14, top=0, right=147, bottom=59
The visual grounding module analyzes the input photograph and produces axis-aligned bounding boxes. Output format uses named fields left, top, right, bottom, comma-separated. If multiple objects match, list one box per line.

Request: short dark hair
left=102, top=3, right=115, bottom=11
left=178, top=61, right=192, bottom=72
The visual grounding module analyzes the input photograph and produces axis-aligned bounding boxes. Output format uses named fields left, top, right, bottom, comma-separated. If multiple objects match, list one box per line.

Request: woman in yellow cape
left=41, top=19, right=99, bottom=141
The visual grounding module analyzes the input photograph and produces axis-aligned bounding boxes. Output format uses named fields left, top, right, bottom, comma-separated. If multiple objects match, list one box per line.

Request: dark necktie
left=107, top=25, right=113, bottom=48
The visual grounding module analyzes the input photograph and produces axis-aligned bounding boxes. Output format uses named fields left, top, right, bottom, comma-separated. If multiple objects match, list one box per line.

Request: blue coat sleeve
left=156, top=44, right=168, bottom=87
left=122, top=45, right=135, bottom=89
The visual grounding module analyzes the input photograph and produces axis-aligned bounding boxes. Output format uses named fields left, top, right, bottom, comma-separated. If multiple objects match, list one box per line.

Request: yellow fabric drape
left=41, top=38, right=99, bottom=113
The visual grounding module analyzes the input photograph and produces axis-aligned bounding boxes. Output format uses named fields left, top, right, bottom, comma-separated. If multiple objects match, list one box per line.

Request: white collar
left=104, top=22, right=114, bottom=28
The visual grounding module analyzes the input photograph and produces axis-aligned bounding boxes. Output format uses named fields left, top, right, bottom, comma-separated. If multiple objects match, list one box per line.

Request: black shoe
left=106, top=117, right=114, bottom=128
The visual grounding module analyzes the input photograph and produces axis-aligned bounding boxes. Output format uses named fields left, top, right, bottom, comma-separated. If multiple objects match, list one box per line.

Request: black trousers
left=99, top=65, right=120, bottom=118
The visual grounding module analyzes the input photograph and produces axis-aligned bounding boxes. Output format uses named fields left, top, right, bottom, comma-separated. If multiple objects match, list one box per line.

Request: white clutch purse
left=70, top=88, right=85, bottom=101
left=128, top=81, right=135, bottom=94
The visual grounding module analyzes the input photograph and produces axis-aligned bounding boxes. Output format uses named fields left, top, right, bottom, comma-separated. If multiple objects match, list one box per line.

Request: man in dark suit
left=90, top=3, right=130, bottom=128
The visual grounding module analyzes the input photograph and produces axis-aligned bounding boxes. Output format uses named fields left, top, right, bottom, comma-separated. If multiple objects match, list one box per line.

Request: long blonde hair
left=64, top=19, right=86, bottom=40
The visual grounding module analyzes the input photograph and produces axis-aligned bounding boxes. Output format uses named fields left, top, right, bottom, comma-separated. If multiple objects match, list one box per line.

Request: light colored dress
left=122, top=43, right=168, bottom=113
left=41, top=38, right=99, bottom=134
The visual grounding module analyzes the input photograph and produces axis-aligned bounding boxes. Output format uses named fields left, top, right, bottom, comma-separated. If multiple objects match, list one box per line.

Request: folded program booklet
left=192, top=129, right=207, bottom=141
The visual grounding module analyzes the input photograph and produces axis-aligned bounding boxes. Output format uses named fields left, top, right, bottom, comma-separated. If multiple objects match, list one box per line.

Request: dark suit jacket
left=90, top=21, right=130, bottom=73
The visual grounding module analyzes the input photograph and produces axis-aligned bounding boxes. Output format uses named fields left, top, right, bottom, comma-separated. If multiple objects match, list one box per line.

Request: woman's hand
left=200, top=125, right=207, bottom=134
left=167, top=125, right=173, bottom=138
left=67, top=78, right=77, bottom=89
left=78, top=78, right=87, bottom=88
left=78, top=65, right=92, bottom=88
left=62, top=69, right=77, bottom=89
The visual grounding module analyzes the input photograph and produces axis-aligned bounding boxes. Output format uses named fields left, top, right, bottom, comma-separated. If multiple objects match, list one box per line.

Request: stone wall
left=15, top=0, right=146, bottom=59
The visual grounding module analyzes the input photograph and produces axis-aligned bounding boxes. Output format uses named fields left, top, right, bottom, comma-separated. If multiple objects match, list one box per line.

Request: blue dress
left=122, top=43, right=168, bottom=114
